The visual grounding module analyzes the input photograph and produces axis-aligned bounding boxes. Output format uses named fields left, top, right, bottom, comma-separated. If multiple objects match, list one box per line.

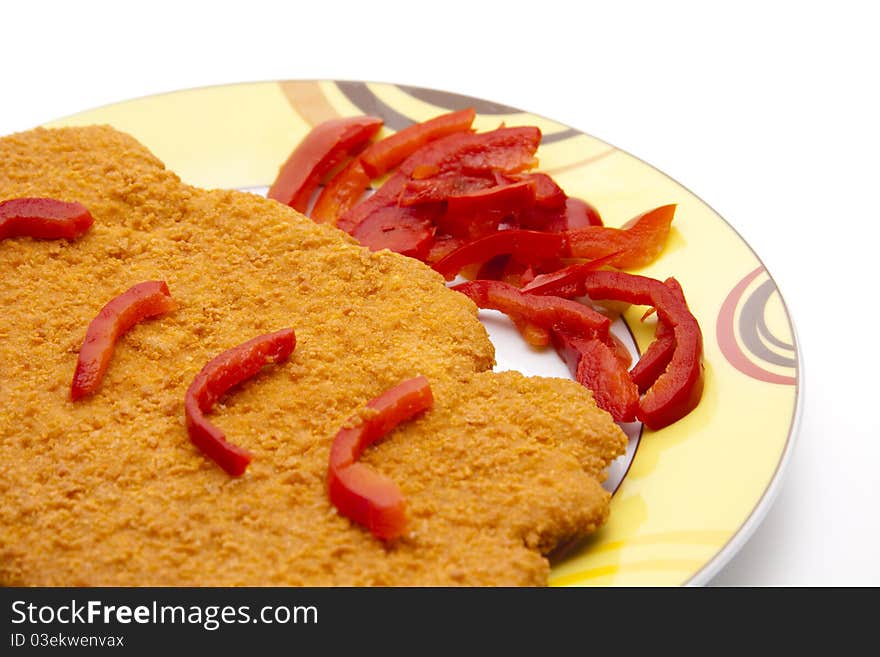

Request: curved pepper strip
left=537, top=270, right=703, bottom=430
left=185, top=328, right=296, bottom=476
left=432, top=229, right=568, bottom=281
left=267, top=116, right=383, bottom=212
left=359, top=107, right=476, bottom=178
left=628, top=278, right=685, bottom=393
left=310, top=159, right=371, bottom=224
left=1, top=197, right=94, bottom=241
left=328, top=376, right=434, bottom=541
left=452, top=279, right=610, bottom=340
left=566, top=204, right=675, bottom=269
left=71, top=281, right=177, bottom=401
left=551, top=328, right=639, bottom=422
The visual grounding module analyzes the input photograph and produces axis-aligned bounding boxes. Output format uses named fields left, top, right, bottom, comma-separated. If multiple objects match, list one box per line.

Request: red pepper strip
left=520, top=252, right=624, bottom=296
left=520, top=197, right=604, bottom=232
left=432, top=229, right=567, bottom=281
left=630, top=321, right=675, bottom=394
left=566, top=204, right=675, bottom=269
left=267, top=116, right=383, bottom=212
left=335, top=171, right=405, bottom=234
left=551, top=329, right=639, bottom=422
left=398, top=126, right=542, bottom=205
left=426, top=235, right=466, bottom=264
left=402, top=171, right=498, bottom=205
left=501, top=258, right=530, bottom=286
left=475, top=254, right=511, bottom=281
left=514, top=317, right=551, bottom=348
left=359, top=108, right=476, bottom=178
left=185, top=329, right=296, bottom=476
left=629, top=278, right=685, bottom=393
left=490, top=258, right=551, bottom=347
left=70, top=281, right=177, bottom=401
left=452, top=280, right=610, bottom=339
left=1, top=197, right=94, bottom=241
left=310, top=159, right=371, bottom=224
left=557, top=197, right=603, bottom=229
left=558, top=271, right=703, bottom=430
left=337, top=126, right=540, bottom=233
left=438, top=180, right=537, bottom=239
left=328, top=376, right=433, bottom=540
left=350, top=204, right=438, bottom=260
left=608, top=332, right=633, bottom=369
left=512, top=172, right=567, bottom=209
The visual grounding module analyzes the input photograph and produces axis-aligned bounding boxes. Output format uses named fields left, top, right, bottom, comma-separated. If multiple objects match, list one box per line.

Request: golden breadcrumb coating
left=0, top=126, right=626, bottom=586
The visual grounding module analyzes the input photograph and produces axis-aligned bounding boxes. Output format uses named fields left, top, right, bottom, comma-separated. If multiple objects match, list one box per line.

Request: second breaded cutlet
left=0, top=125, right=626, bottom=586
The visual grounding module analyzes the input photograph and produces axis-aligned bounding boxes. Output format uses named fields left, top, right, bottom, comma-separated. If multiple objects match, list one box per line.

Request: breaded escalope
left=0, top=126, right=626, bottom=586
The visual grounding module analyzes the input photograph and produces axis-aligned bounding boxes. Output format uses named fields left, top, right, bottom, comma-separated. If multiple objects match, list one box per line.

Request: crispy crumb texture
left=0, top=126, right=626, bottom=586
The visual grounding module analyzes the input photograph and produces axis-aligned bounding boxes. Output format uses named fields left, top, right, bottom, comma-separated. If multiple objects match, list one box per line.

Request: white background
left=2, top=0, right=877, bottom=585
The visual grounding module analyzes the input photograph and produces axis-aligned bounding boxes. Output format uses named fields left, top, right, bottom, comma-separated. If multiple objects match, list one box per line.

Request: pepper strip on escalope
left=1, top=197, right=94, bottom=241
left=328, top=376, right=434, bottom=541
left=524, top=269, right=703, bottom=430
left=267, top=116, right=383, bottom=212
left=185, top=329, right=296, bottom=476
left=70, top=281, right=177, bottom=401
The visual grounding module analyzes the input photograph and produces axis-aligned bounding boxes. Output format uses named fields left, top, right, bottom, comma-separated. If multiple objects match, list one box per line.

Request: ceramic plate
left=46, top=80, right=801, bottom=585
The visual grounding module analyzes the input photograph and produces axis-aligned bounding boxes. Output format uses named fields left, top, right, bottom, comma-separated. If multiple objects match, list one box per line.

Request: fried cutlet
left=0, top=126, right=626, bottom=586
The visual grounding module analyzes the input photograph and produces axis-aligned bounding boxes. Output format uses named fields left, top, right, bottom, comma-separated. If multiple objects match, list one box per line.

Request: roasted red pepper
left=185, top=328, right=296, bottom=476
left=267, top=116, right=383, bottom=212
left=432, top=229, right=568, bottom=281
left=1, top=197, right=94, bottom=241
left=535, top=270, right=702, bottom=429
left=359, top=108, right=476, bottom=178
left=551, top=329, right=639, bottom=422
left=328, top=376, right=433, bottom=541
left=566, top=204, right=675, bottom=269
left=70, top=281, right=177, bottom=401
left=452, top=279, right=609, bottom=339
left=310, top=159, right=371, bottom=224
left=439, top=180, right=537, bottom=238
